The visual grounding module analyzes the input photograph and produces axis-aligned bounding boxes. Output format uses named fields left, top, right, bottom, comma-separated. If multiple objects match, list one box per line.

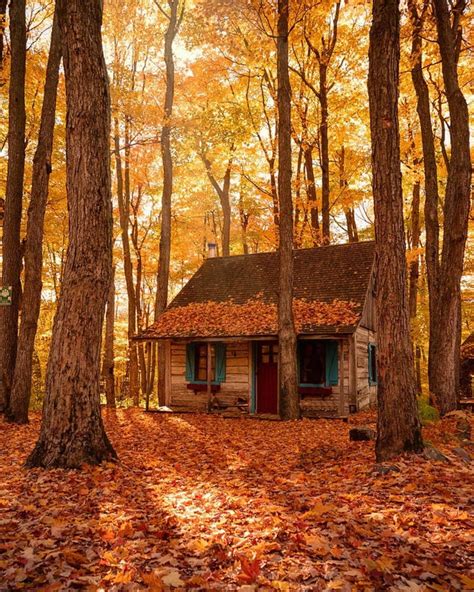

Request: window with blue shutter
left=325, top=340, right=339, bottom=386
left=298, top=339, right=338, bottom=387
left=368, top=343, right=377, bottom=384
left=185, top=342, right=226, bottom=384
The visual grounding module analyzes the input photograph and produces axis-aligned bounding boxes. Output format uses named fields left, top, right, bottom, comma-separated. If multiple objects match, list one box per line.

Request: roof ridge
left=207, top=240, right=376, bottom=261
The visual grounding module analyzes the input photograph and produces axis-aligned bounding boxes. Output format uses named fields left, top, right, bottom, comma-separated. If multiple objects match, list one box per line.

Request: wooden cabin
left=138, top=241, right=377, bottom=418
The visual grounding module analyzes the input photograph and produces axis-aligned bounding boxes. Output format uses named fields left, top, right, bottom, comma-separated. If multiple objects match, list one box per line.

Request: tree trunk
left=7, top=10, right=61, bottom=424
left=113, top=121, right=139, bottom=406
left=102, top=265, right=116, bottom=408
left=238, top=185, right=250, bottom=255
left=408, top=180, right=420, bottom=319
left=368, top=0, right=422, bottom=461
left=0, top=0, right=26, bottom=413
left=155, top=0, right=182, bottom=408
left=27, top=0, right=116, bottom=468
left=0, top=0, right=7, bottom=76
left=407, top=0, right=441, bottom=407
left=200, top=150, right=233, bottom=257
left=429, top=0, right=471, bottom=415
left=319, top=62, right=330, bottom=243
left=304, top=146, right=320, bottom=245
left=339, top=146, right=358, bottom=243
left=277, top=0, right=299, bottom=421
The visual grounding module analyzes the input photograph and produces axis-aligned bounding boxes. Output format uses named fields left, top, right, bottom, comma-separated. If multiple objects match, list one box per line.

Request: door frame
left=254, top=340, right=279, bottom=415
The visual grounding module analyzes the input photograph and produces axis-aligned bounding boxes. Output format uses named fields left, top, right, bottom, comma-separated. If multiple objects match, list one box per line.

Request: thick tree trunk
left=114, top=121, right=140, bottom=406
left=155, top=1, right=182, bottom=408
left=102, top=265, right=116, bottom=408
left=429, top=0, right=471, bottom=415
left=27, top=0, right=116, bottom=468
left=0, top=0, right=26, bottom=413
left=368, top=0, right=422, bottom=461
left=7, top=10, right=61, bottom=424
left=277, top=0, right=299, bottom=421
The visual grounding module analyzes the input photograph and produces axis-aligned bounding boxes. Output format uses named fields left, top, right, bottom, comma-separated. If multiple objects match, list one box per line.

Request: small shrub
left=418, top=397, right=439, bottom=425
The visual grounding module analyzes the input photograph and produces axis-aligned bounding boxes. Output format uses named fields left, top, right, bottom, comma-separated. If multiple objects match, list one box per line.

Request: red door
left=256, top=341, right=278, bottom=414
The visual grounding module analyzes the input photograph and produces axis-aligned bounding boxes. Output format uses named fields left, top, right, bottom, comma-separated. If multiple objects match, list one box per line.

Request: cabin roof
left=139, top=240, right=375, bottom=339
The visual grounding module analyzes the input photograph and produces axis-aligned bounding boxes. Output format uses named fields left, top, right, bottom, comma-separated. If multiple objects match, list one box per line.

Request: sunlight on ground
left=0, top=409, right=473, bottom=590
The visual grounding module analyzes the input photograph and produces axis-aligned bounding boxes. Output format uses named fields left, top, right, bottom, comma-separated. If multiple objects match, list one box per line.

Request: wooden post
left=145, top=341, right=151, bottom=411
left=207, top=341, right=212, bottom=413
left=338, top=339, right=345, bottom=417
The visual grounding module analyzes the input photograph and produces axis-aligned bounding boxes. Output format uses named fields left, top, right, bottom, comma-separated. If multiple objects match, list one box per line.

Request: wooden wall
left=167, top=334, right=375, bottom=417
left=300, top=338, right=350, bottom=418
left=169, top=341, right=251, bottom=411
left=353, top=326, right=377, bottom=410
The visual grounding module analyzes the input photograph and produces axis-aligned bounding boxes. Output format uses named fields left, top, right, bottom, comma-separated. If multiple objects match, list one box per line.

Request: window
left=195, top=343, right=216, bottom=382
left=300, top=341, right=326, bottom=385
left=298, top=340, right=339, bottom=387
left=260, top=343, right=278, bottom=364
left=368, top=343, right=377, bottom=384
left=185, top=342, right=226, bottom=384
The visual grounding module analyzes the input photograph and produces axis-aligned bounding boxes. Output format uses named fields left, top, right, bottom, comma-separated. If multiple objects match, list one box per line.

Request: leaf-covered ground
left=1, top=410, right=473, bottom=591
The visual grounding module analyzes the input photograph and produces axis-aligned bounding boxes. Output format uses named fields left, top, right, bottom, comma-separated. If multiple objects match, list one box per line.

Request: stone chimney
left=207, top=242, right=217, bottom=258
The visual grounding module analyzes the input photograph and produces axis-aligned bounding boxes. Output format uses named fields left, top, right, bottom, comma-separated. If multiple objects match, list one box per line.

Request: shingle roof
left=139, top=241, right=375, bottom=339
left=461, top=333, right=474, bottom=360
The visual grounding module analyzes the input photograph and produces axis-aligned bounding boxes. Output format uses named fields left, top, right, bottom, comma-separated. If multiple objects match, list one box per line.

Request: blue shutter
left=185, top=343, right=195, bottom=381
left=368, top=344, right=377, bottom=384
left=215, top=343, right=227, bottom=383
left=325, top=340, right=339, bottom=386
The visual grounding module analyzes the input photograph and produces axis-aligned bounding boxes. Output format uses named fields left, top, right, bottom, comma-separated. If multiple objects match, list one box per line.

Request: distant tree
left=155, top=0, right=184, bottom=406
left=368, top=0, right=422, bottom=461
left=0, top=0, right=26, bottom=413
left=7, top=9, right=61, bottom=424
left=102, top=265, right=116, bottom=408
left=428, top=0, right=471, bottom=414
left=277, top=0, right=299, bottom=421
left=27, top=0, right=116, bottom=468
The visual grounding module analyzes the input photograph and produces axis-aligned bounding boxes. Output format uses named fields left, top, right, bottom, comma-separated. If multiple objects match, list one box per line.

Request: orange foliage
left=0, top=410, right=473, bottom=589
left=140, top=298, right=360, bottom=338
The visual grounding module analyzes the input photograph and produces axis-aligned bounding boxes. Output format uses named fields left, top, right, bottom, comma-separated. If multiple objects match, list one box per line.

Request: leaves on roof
left=139, top=298, right=360, bottom=338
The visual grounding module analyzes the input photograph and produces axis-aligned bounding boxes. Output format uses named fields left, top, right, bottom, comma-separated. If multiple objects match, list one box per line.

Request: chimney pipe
left=207, top=242, right=217, bottom=258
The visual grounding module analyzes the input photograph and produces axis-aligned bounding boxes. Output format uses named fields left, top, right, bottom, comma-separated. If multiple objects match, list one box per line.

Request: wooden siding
left=169, top=341, right=251, bottom=411
left=300, top=338, right=350, bottom=417
left=167, top=338, right=354, bottom=418
left=353, top=326, right=377, bottom=410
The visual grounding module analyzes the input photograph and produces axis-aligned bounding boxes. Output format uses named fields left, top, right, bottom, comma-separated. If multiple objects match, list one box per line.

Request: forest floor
left=0, top=409, right=473, bottom=591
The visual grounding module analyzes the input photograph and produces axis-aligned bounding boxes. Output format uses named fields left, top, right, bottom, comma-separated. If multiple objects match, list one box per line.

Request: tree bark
left=7, top=10, right=61, bottom=424
left=407, top=0, right=441, bottom=407
left=408, top=180, right=421, bottom=319
left=368, top=0, right=422, bottom=461
left=0, top=0, right=26, bottom=413
left=319, top=62, right=330, bottom=243
left=303, top=146, right=320, bottom=244
left=114, top=120, right=140, bottom=406
left=277, top=0, right=299, bottom=421
left=200, top=150, right=233, bottom=257
left=155, top=0, right=182, bottom=407
left=429, top=0, right=471, bottom=415
left=0, top=0, right=7, bottom=77
left=102, top=265, right=116, bottom=407
left=27, top=0, right=116, bottom=468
